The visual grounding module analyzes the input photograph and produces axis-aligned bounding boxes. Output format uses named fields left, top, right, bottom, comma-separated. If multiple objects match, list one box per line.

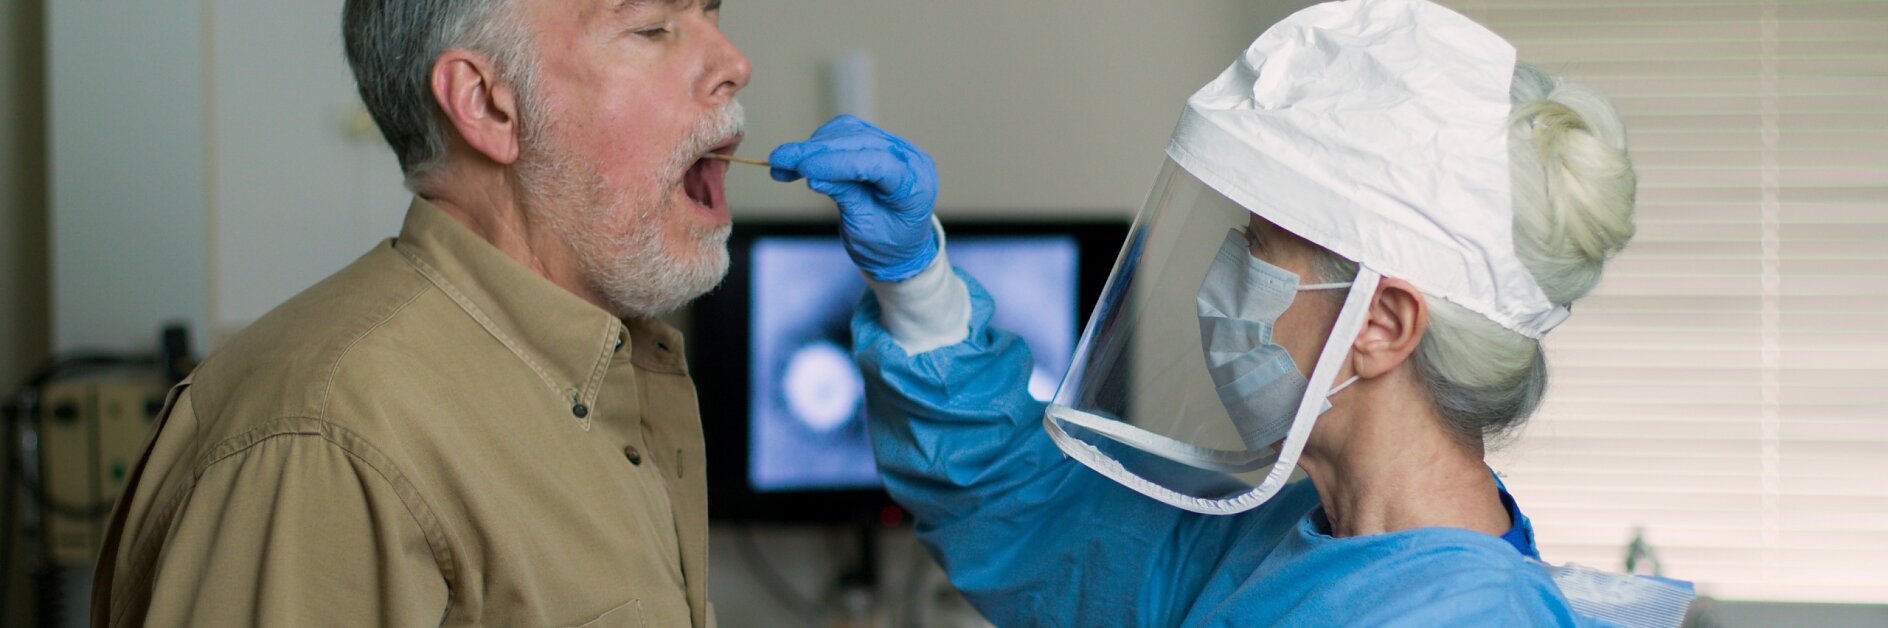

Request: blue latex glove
left=770, top=115, right=939, bottom=282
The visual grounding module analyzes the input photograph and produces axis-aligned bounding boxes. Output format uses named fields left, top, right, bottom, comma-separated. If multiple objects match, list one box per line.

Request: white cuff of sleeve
left=866, top=217, right=971, bottom=354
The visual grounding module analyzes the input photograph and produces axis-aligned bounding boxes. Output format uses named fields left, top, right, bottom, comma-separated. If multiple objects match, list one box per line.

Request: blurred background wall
left=3, top=1, right=1884, bottom=627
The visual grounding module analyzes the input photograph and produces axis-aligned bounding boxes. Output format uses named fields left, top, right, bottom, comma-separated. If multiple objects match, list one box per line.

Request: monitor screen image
left=746, top=235, right=1079, bottom=493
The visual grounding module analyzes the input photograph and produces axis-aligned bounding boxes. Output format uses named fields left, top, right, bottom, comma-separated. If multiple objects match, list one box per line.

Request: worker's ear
left=1350, top=277, right=1426, bottom=380
left=430, top=49, right=521, bottom=166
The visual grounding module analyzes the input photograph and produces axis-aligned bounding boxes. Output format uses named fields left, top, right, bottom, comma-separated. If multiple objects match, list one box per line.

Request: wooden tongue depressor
left=705, top=153, right=770, bottom=167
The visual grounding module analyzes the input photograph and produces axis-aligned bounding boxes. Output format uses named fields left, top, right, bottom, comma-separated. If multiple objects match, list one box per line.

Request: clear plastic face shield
left=1043, top=159, right=1383, bottom=516
left=1045, top=0, right=1575, bottom=517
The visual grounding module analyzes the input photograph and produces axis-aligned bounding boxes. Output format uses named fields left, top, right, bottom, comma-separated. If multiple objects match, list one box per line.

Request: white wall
left=207, top=0, right=410, bottom=330
left=719, top=0, right=1298, bottom=220
left=47, top=1, right=210, bottom=357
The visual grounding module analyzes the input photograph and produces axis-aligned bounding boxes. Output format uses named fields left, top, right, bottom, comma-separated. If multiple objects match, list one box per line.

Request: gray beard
left=516, top=101, right=743, bottom=320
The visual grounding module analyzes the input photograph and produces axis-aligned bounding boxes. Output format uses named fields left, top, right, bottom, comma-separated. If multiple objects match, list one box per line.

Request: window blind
left=1445, top=0, right=1888, bottom=604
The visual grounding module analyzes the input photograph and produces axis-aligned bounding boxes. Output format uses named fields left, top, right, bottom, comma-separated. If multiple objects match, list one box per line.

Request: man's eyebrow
left=611, top=0, right=715, bottom=13
left=610, top=0, right=659, bottom=13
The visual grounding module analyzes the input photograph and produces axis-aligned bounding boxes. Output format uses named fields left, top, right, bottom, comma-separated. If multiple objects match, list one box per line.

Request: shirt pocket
left=567, top=598, right=646, bottom=628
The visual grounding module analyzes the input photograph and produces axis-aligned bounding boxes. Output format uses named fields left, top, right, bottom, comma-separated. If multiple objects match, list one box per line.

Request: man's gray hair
left=343, top=0, right=538, bottom=191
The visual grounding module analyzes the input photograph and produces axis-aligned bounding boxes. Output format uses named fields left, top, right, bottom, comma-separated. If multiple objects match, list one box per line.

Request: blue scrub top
left=851, top=272, right=1586, bottom=627
left=1497, top=476, right=1541, bottom=559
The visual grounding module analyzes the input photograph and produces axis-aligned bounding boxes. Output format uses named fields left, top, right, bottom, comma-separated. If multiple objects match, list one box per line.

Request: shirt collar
left=392, top=197, right=687, bottom=425
left=1493, top=475, right=1540, bottom=559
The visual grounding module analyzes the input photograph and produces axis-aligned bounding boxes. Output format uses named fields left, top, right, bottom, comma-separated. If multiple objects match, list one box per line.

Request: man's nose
left=704, top=25, right=751, bottom=101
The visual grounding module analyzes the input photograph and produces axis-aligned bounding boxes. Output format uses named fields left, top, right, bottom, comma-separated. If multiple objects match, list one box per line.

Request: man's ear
left=1351, top=277, right=1427, bottom=379
left=430, top=50, right=522, bottom=166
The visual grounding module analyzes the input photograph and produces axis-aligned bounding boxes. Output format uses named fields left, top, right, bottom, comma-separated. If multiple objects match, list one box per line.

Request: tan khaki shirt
left=93, top=199, right=713, bottom=627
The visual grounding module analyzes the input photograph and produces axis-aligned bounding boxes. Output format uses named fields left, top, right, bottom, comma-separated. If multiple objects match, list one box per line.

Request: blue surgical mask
left=1196, top=228, right=1358, bottom=449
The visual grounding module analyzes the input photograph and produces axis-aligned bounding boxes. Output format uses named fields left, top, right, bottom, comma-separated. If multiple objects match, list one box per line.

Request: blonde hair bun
left=1508, top=64, right=1638, bottom=306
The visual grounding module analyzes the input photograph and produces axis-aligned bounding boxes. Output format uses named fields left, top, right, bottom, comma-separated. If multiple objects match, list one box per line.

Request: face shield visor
left=1045, top=0, right=1575, bottom=516
left=1043, top=159, right=1384, bottom=516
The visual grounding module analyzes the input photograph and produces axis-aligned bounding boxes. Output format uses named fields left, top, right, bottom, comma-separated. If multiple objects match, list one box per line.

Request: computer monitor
left=694, top=221, right=1126, bottom=524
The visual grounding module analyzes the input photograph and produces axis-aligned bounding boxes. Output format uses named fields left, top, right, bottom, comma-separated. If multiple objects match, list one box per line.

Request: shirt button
left=623, top=446, right=643, bottom=465
left=614, top=337, right=625, bottom=353
left=572, top=404, right=590, bottom=418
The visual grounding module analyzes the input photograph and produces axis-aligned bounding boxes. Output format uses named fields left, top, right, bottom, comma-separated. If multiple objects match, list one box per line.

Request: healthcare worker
left=771, top=0, right=1695, bottom=625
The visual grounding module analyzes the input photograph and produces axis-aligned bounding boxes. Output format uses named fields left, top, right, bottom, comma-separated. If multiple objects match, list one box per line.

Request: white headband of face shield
left=1043, top=266, right=1383, bottom=516
left=1168, top=0, right=1572, bottom=339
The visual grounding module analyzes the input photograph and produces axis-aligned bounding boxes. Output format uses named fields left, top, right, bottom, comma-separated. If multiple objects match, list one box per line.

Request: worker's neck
left=419, top=161, right=608, bottom=312
left=1297, top=375, right=1507, bottom=539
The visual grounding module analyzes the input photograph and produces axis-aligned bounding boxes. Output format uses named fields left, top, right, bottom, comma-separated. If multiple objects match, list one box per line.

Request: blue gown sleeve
left=853, top=271, right=1250, bottom=627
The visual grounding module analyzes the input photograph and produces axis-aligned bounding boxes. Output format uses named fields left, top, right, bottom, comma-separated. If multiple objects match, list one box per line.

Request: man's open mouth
left=683, top=137, right=741, bottom=211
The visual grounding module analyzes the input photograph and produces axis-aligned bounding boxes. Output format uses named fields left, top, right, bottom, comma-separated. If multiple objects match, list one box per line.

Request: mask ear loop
left=1239, top=267, right=1382, bottom=509
left=1298, top=281, right=1353, bottom=291
left=1326, top=374, right=1362, bottom=397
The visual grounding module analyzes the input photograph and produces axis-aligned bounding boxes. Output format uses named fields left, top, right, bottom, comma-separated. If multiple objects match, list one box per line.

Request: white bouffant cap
left=1167, top=0, right=1570, bottom=339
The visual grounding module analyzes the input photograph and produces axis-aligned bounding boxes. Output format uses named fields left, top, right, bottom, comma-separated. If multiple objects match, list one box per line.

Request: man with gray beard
left=91, top=1, right=749, bottom=625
